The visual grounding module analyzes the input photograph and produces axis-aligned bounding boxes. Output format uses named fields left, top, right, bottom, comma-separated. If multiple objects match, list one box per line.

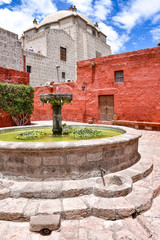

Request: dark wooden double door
left=99, top=95, right=114, bottom=121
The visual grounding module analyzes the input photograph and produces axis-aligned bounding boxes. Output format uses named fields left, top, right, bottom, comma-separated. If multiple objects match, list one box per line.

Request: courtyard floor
left=0, top=121, right=160, bottom=240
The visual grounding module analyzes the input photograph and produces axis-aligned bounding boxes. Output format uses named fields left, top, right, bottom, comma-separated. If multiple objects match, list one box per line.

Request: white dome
left=38, top=10, right=94, bottom=28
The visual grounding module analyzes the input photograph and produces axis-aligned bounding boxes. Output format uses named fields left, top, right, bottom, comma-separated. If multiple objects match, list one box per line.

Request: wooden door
left=99, top=95, right=114, bottom=121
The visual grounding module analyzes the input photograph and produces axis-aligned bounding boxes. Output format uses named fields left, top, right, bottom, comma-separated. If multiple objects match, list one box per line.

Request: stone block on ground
left=30, top=214, right=61, bottom=232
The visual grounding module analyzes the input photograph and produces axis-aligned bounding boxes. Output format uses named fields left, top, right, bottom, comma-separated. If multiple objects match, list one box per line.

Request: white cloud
left=0, top=0, right=57, bottom=36
left=99, top=22, right=129, bottom=53
left=150, top=27, right=160, bottom=41
left=66, top=0, right=112, bottom=21
left=18, top=0, right=57, bottom=16
left=0, top=0, right=11, bottom=5
left=94, top=0, right=112, bottom=21
left=66, top=0, right=93, bottom=15
left=0, top=8, right=33, bottom=36
left=113, top=0, right=160, bottom=32
left=152, top=13, right=160, bottom=24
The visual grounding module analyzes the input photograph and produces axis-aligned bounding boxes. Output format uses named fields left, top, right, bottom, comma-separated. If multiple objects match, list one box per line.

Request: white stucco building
left=21, top=5, right=111, bottom=86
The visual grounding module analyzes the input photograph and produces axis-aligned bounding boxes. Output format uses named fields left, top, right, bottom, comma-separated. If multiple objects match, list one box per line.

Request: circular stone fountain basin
left=0, top=125, right=141, bottom=181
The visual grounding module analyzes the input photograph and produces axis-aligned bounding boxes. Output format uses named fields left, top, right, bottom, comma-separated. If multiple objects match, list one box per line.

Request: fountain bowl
left=0, top=125, right=141, bottom=181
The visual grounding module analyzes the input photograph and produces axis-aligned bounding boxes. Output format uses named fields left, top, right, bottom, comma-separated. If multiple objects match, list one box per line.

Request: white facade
left=0, top=27, right=23, bottom=71
left=22, top=6, right=111, bottom=86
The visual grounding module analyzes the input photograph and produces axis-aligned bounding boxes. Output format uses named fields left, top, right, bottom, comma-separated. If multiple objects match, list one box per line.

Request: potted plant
left=88, top=117, right=93, bottom=124
left=113, top=113, right=118, bottom=120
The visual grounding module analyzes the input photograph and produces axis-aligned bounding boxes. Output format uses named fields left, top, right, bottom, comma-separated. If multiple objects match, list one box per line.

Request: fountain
left=0, top=92, right=142, bottom=180
left=0, top=94, right=154, bottom=224
left=40, top=93, right=72, bottom=135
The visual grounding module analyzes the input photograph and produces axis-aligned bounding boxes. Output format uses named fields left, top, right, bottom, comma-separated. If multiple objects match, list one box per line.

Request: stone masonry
left=0, top=27, right=24, bottom=71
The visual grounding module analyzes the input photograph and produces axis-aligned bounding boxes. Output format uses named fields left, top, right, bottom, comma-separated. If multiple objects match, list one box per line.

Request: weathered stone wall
left=0, top=27, right=24, bottom=71
left=32, top=47, right=160, bottom=125
left=86, top=32, right=111, bottom=59
left=24, top=29, right=75, bottom=86
left=0, top=67, right=29, bottom=128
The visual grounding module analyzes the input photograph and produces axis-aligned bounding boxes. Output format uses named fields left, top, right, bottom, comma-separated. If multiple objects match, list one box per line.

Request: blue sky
left=0, top=0, right=160, bottom=54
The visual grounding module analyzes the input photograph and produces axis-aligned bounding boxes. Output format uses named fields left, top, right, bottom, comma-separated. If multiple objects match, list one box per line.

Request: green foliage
left=16, top=131, right=45, bottom=140
left=69, top=127, right=104, bottom=139
left=16, top=126, right=104, bottom=140
left=0, top=83, right=34, bottom=116
left=62, top=124, right=74, bottom=134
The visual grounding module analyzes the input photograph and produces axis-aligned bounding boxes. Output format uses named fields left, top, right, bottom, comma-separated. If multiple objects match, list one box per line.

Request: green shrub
left=62, top=124, right=74, bottom=134
left=0, top=83, right=34, bottom=125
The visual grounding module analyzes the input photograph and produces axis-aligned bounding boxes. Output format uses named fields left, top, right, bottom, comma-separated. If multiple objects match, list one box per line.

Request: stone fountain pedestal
left=40, top=93, right=72, bottom=135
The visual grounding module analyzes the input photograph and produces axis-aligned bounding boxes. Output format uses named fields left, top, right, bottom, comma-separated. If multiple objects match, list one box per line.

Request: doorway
left=99, top=95, right=114, bottom=121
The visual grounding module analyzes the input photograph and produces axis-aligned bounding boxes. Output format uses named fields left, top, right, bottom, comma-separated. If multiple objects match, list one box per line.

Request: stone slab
left=30, top=214, right=61, bottom=232
left=37, top=199, right=62, bottom=215
left=0, top=188, right=10, bottom=200
left=63, top=197, right=88, bottom=220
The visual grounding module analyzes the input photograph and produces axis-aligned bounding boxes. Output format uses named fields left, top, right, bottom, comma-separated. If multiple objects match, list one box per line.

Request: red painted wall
left=32, top=47, right=160, bottom=124
left=0, top=66, right=29, bottom=85
left=0, top=67, right=30, bottom=127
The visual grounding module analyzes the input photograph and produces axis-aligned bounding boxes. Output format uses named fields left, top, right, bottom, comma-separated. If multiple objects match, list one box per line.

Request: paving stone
left=60, top=226, right=79, bottom=240
left=0, top=188, right=10, bottom=200
left=4, top=222, right=30, bottom=240
left=113, top=229, right=141, bottom=240
left=124, top=217, right=151, bottom=240
left=87, top=229, right=114, bottom=240
left=37, top=199, right=62, bottom=215
left=103, top=219, right=124, bottom=232
left=0, top=221, right=9, bottom=239
left=92, top=197, right=116, bottom=220
left=137, top=215, right=155, bottom=238
left=30, top=214, right=61, bottom=232
left=63, top=197, right=88, bottom=220
left=146, top=218, right=160, bottom=239
left=79, top=216, right=104, bottom=230
left=0, top=198, right=28, bottom=221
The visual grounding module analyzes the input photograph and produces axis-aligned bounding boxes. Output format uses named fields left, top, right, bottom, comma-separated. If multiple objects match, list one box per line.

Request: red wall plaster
left=32, top=47, right=160, bottom=124
left=0, top=66, right=29, bottom=85
left=0, top=67, right=30, bottom=127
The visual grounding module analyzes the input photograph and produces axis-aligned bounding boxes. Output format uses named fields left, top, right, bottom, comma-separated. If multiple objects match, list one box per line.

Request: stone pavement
left=0, top=124, right=160, bottom=239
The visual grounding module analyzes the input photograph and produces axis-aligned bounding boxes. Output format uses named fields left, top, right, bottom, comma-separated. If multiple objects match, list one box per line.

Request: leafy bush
left=62, top=124, right=74, bottom=134
left=16, top=131, right=45, bottom=140
left=0, top=83, right=34, bottom=125
left=69, top=127, right=104, bottom=139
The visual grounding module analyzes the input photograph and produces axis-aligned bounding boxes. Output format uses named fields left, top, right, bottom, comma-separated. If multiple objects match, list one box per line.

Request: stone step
left=0, top=185, right=154, bottom=222
left=0, top=155, right=153, bottom=200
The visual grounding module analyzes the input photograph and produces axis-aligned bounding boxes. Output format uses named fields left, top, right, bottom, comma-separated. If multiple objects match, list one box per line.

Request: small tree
left=0, top=82, right=34, bottom=126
